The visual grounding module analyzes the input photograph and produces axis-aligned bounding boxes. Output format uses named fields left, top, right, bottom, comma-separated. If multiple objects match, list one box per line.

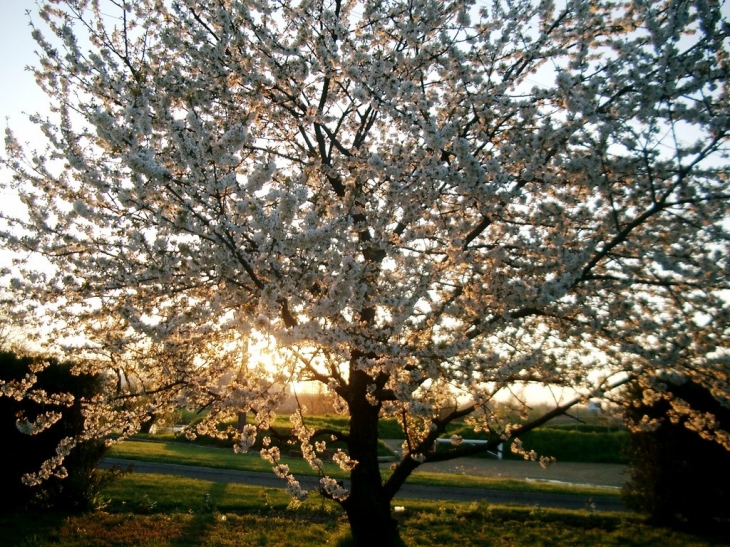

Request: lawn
left=1, top=474, right=727, bottom=547
left=168, top=413, right=629, bottom=463
left=108, top=440, right=620, bottom=497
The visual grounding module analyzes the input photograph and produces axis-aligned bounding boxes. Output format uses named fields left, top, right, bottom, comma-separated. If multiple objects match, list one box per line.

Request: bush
left=444, top=424, right=629, bottom=463
left=507, top=428, right=629, bottom=464
left=622, top=378, right=730, bottom=529
left=0, top=351, right=116, bottom=512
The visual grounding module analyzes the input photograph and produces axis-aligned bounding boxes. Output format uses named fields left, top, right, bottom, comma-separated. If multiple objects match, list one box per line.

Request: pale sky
left=0, top=1, right=47, bottom=141
left=0, top=0, right=47, bottom=226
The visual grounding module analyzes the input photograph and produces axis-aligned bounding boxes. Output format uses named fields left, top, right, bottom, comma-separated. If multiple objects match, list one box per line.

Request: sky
left=0, top=0, right=48, bottom=223
left=0, top=1, right=48, bottom=139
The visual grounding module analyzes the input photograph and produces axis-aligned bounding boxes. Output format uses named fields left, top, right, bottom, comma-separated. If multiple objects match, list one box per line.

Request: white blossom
left=234, top=424, right=257, bottom=454
left=320, top=476, right=349, bottom=501
left=332, top=449, right=358, bottom=472
left=449, top=435, right=463, bottom=446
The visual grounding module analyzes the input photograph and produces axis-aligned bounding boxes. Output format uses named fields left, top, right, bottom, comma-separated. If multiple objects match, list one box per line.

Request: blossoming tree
left=2, top=0, right=729, bottom=543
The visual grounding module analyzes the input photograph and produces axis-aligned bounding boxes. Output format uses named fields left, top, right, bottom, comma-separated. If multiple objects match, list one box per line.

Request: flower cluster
left=22, top=437, right=76, bottom=486
left=234, top=424, right=257, bottom=454
left=16, top=411, right=63, bottom=435
left=320, top=476, right=349, bottom=501
left=332, top=449, right=358, bottom=472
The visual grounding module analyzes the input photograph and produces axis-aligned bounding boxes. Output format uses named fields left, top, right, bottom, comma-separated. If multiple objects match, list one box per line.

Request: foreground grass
left=109, top=440, right=619, bottom=497
left=1, top=474, right=726, bottom=547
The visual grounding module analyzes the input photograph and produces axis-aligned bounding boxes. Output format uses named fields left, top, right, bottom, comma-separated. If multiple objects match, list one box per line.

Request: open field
left=1, top=474, right=727, bottom=547
left=108, top=440, right=622, bottom=497
left=171, top=412, right=629, bottom=464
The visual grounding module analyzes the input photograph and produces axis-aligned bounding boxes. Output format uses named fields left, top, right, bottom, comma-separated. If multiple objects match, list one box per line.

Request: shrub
left=622, top=378, right=730, bottom=529
left=444, top=424, right=629, bottom=463
left=508, top=428, right=629, bottom=464
left=0, top=351, right=116, bottom=512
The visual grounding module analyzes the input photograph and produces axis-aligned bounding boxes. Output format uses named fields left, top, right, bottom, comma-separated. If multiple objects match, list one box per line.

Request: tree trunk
left=237, top=411, right=247, bottom=433
left=342, top=369, right=401, bottom=546
left=342, top=482, right=399, bottom=546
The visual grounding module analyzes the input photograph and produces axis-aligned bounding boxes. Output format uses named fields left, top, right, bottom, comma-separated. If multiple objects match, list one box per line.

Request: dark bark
left=341, top=367, right=401, bottom=546
left=236, top=411, right=247, bottom=433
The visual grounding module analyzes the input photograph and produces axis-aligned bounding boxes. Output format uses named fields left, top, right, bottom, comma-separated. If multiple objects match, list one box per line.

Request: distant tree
left=622, top=377, right=730, bottom=529
left=0, top=351, right=113, bottom=512
left=2, top=0, right=729, bottom=544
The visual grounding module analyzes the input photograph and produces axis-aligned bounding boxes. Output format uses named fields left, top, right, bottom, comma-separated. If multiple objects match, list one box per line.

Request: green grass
left=110, top=440, right=351, bottom=479
left=165, top=411, right=628, bottom=463
left=109, top=440, right=619, bottom=497
left=266, top=415, right=628, bottom=464
left=445, top=425, right=629, bottom=464
left=509, top=428, right=629, bottom=464
left=137, top=416, right=396, bottom=456
left=1, top=474, right=727, bottom=547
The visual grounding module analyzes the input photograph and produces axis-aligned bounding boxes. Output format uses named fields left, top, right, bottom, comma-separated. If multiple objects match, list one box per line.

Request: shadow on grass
left=334, top=533, right=409, bottom=547
left=0, top=511, right=68, bottom=547
left=166, top=481, right=229, bottom=547
left=332, top=524, right=410, bottom=547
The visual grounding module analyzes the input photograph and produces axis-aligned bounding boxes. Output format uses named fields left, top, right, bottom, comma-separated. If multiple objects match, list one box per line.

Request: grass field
left=1, top=473, right=727, bottom=547
left=170, top=412, right=629, bottom=464
left=108, top=440, right=620, bottom=497
left=44, top=416, right=709, bottom=546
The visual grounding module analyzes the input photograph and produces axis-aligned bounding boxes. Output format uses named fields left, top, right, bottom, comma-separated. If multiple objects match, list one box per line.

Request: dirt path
left=380, top=439, right=626, bottom=489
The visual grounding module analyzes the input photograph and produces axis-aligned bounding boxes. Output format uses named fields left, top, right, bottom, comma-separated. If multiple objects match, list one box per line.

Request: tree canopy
left=1, top=0, right=729, bottom=543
